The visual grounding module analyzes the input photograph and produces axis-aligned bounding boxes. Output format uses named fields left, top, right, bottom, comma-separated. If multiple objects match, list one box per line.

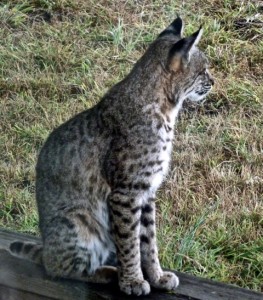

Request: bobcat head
left=131, top=17, right=214, bottom=106
left=162, top=17, right=214, bottom=103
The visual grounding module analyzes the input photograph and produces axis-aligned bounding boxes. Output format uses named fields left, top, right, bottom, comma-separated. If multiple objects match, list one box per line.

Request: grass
left=0, top=0, right=262, bottom=292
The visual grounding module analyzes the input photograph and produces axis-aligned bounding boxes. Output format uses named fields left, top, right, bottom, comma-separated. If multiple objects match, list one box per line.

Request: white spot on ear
left=177, top=16, right=184, bottom=37
left=189, top=28, right=203, bottom=60
left=194, top=28, right=203, bottom=46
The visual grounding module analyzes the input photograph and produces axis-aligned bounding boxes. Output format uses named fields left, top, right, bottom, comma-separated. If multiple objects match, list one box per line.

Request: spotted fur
left=9, top=17, right=213, bottom=296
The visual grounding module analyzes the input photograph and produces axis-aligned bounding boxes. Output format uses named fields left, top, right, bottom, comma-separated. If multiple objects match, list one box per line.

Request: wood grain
left=0, top=285, right=55, bottom=300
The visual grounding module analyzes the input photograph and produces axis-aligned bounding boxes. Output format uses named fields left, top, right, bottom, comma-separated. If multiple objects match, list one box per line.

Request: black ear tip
left=159, top=16, right=183, bottom=38
left=192, top=26, right=203, bottom=38
left=169, top=16, right=183, bottom=31
left=173, top=16, right=183, bottom=24
left=176, top=14, right=182, bottom=19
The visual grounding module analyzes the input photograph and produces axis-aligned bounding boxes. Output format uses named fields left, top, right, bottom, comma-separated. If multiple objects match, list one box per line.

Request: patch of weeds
left=0, top=2, right=33, bottom=27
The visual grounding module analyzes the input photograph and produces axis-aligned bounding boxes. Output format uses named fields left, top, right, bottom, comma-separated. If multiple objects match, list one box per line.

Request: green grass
left=0, top=0, right=262, bottom=292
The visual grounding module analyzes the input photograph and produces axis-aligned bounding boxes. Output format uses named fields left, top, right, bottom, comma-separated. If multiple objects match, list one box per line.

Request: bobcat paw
left=119, top=278, right=151, bottom=296
left=151, top=271, right=179, bottom=291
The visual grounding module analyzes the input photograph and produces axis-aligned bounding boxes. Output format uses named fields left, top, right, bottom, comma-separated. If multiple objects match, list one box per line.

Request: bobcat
left=9, top=17, right=214, bottom=296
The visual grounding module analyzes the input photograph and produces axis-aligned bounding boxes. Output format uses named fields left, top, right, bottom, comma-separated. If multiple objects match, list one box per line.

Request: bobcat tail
left=9, top=241, right=43, bottom=265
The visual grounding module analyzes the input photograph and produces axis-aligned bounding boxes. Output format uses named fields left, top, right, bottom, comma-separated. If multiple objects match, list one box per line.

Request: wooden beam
left=0, top=228, right=39, bottom=250
left=0, top=284, right=55, bottom=300
left=0, top=229, right=262, bottom=300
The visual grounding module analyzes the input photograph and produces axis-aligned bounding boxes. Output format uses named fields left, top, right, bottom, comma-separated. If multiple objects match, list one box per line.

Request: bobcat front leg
left=140, top=199, right=179, bottom=291
left=109, top=192, right=150, bottom=296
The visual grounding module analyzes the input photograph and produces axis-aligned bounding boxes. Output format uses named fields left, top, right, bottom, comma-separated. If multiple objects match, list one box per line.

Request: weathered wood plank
left=0, top=284, right=55, bottom=300
left=0, top=228, right=262, bottom=300
left=0, top=249, right=192, bottom=300
left=0, top=228, right=39, bottom=250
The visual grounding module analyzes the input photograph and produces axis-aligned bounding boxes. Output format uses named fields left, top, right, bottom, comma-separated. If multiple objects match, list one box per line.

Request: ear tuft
left=169, top=17, right=184, bottom=35
left=159, top=16, right=184, bottom=38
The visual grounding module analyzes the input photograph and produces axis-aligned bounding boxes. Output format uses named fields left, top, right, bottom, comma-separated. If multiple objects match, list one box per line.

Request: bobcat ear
left=159, top=16, right=184, bottom=38
left=168, top=27, right=203, bottom=71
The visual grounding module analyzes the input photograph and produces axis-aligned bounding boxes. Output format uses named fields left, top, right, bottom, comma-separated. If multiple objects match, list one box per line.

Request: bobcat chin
left=10, top=17, right=213, bottom=296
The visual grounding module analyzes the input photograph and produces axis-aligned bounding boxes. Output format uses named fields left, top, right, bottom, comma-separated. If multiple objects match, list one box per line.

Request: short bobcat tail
left=9, top=241, right=43, bottom=265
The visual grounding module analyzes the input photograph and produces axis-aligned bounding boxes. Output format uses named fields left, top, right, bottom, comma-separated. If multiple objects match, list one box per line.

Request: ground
left=0, top=0, right=262, bottom=292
